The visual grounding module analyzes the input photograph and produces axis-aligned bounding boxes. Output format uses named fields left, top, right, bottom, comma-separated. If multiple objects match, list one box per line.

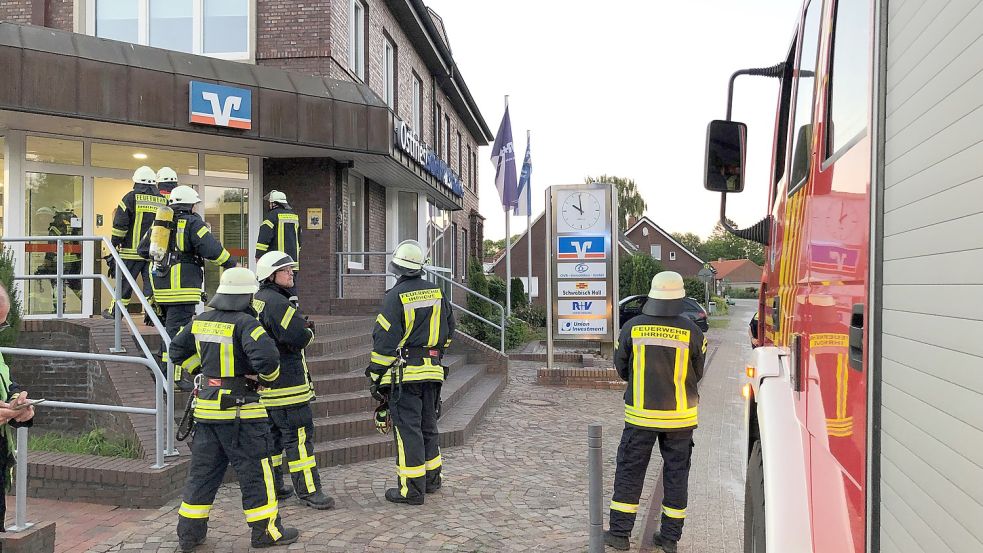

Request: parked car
left=618, top=295, right=710, bottom=332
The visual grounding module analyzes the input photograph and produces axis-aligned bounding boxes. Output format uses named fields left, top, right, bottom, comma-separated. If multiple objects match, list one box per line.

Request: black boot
left=603, top=530, right=630, bottom=550
left=298, top=490, right=335, bottom=510
left=426, top=474, right=442, bottom=494
left=178, top=535, right=205, bottom=552
left=385, top=488, right=423, bottom=505
left=652, top=533, right=678, bottom=553
left=251, top=526, right=299, bottom=548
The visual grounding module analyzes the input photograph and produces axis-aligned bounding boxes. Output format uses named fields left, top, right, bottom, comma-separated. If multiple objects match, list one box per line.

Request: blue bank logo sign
left=557, top=299, right=607, bottom=316
left=189, top=81, right=252, bottom=130
left=557, top=236, right=606, bottom=260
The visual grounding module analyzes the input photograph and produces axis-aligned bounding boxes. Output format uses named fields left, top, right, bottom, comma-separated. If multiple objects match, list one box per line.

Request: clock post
left=545, top=182, right=620, bottom=368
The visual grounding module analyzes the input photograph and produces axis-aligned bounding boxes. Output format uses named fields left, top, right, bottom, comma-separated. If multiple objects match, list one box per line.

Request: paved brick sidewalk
left=79, top=305, right=751, bottom=553
left=4, top=496, right=153, bottom=553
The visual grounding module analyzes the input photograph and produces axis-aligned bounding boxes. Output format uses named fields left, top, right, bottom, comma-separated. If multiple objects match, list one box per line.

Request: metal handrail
left=2, top=236, right=177, bottom=455
left=2, top=348, right=167, bottom=533
left=335, top=250, right=507, bottom=352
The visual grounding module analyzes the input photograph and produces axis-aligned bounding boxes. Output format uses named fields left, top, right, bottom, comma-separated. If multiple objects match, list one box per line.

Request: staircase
left=302, top=315, right=506, bottom=467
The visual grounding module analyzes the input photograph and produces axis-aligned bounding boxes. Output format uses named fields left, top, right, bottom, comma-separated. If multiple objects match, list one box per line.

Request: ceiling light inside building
left=133, top=152, right=148, bottom=160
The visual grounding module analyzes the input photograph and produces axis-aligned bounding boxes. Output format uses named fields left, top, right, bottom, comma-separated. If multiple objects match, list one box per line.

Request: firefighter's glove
left=374, top=402, right=391, bottom=434
left=365, top=366, right=389, bottom=403
left=104, top=255, right=117, bottom=279
left=304, top=317, right=316, bottom=337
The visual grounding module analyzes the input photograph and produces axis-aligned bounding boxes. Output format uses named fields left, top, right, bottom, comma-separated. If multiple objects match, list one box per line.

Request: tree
left=671, top=232, right=705, bottom=260
left=584, top=175, right=647, bottom=233
left=619, top=254, right=665, bottom=297
left=700, top=219, right=765, bottom=265
left=483, top=239, right=504, bottom=258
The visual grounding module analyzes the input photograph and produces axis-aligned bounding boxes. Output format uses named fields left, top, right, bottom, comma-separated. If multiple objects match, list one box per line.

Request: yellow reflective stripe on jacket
left=255, top=242, right=269, bottom=252
left=259, top=365, right=280, bottom=382
left=428, top=301, right=442, bottom=347
left=376, top=314, right=391, bottom=331
left=219, top=343, right=235, bottom=377
left=262, top=219, right=274, bottom=229
left=257, top=389, right=314, bottom=407
left=280, top=306, right=295, bottom=329
left=610, top=501, right=639, bottom=514
left=178, top=502, right=212, bottom=519
left=673, top=348, right=689, bottom=411
left=662, top=505, right=687, bottom=519
left=250, top=326, right=266, bottom=341
left=196, top=226, right=209, bottom=238
left=371, top=352, right=397, bottom=366
left=625, top=404, right=698, bottom=429
left=193, top=398, right=268, bottom=420
left=379, top=358, right=444, bottom=385
left=213, top=249, right=231, bottom=266
left=111, top=228, right=127, bottom=237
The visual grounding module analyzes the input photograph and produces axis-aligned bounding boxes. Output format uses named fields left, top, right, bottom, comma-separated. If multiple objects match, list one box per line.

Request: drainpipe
left=31, top=0, right=46, bottom=26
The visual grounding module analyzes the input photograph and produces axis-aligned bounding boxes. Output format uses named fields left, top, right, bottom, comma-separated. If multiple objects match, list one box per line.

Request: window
left=435, top=105, right=442, bottom=157
left=826, top=0, right=871, bottom=159
left=457, top=131, right=462, bottom=175
left=471, top=151, right=478, bottom=191
left=348, top=173, right=365, bottom=267
left=0, top=137, right=5, bottom=237
left=788, top=0, right=822, bottom=193
left=444, top=115, right=451, bottom=160
left=452, top=222, right=458, bottom=278
left=669, top=251, right=677, bottom=261
left=383, top=36, right=396, bottom=109
left=466, top=145, right=472, bottom=189
left=650, top=244, right=662, bottom=260
left=412, top=74, right=423, bottom=133
left=397, top=191, right=418, bottom=242
left=462, top=227, right=469, bottom=278
left=771, top=41, right=797, bottom=208
left=349, top=0, right=366, bottom=81
left=91, top=0, right=249, bottom=60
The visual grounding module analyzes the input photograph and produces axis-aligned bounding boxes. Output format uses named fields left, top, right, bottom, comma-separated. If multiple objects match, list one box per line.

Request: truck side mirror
left=704, top=120, right=748, bottom=193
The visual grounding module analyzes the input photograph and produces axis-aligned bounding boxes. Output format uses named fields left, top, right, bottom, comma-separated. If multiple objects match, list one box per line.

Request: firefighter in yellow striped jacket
left=253, top=251, right=334, bottom=511
left=141, top=185, right=236, bottom=386
left=168, top=268, right=299, bottom=551
left=106, top=166, right=166, bottom=316
left=366, top=240, right=454, bottom=505
left=254, top=191, right=300, bottom=302
left=605, top=272, right=707, bottom=553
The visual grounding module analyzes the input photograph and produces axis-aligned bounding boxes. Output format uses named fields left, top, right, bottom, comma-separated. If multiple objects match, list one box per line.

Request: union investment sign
left=189, top=81, right=252, bottom=130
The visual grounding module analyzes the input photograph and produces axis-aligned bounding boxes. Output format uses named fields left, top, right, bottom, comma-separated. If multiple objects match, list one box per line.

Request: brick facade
left=624, top=217, right=704, bottom=277
left=0, top=0, right=73, bottom=29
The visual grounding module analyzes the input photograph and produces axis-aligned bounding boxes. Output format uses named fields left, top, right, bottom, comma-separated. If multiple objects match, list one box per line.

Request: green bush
left=683, top=277, right=706, bottom=303
left=510, top=277, right=528, bottom=308
left=29, top=429, right=139, bottom=458
left=0, top=247, right=22, bottom=346
left=487, top=276, right=507, bottom=307
left=504, top=316, right=529, bottom=351
left=513, top=303, right=547, bottom=327
left=619, top=254, right=665, bottom=297
left=727, top=287, right=759, bottom=299
left=710, top=296, right=729, bottom=315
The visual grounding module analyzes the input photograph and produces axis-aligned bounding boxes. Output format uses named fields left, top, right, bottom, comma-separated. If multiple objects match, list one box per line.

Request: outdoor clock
left=559, top=191, right=603, bottom=232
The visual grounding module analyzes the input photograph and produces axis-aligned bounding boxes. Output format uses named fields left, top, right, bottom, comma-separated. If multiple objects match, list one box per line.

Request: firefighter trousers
left=268, top=404, right=322, bottom=496
left=609, top=426, right=694, bottom=541
left=159, top=303, right=196, bottom=364
left=176, top=421, right=285, bottom=544
left=111, top=260, right=151, bottom=311
left=391, top=381, right=442, bottom=499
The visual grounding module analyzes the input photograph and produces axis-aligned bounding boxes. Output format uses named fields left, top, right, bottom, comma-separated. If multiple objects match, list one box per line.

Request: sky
left=424, top=0, right=803, bottom=240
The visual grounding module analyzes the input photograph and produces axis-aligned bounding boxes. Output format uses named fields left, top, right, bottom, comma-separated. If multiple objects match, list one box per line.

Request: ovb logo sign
left=557, top=236, right=605, bottom=260
left=189, top=81, right=252, bottom=130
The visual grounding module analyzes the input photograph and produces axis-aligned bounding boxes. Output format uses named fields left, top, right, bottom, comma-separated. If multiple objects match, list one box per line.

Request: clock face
left=559, top=191, right=603, bottom=232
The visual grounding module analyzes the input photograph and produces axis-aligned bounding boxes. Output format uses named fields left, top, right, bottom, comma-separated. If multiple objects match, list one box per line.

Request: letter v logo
left=201, top=92, right=242, bottom=127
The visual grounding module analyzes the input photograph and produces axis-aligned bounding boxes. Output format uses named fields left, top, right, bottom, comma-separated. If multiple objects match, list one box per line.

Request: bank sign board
left=189, top=81, right=252, bottom=130
left=546, top=183, right=619, bottom=345
left=394, top=119, right=464, bottom=197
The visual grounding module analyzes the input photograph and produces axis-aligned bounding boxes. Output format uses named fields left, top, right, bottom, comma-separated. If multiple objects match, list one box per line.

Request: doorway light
left=133, top=152, right=148, bottom=160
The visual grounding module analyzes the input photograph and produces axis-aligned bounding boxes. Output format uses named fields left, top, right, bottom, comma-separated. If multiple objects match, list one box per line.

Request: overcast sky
left=425, top=0, right=803, bottom=240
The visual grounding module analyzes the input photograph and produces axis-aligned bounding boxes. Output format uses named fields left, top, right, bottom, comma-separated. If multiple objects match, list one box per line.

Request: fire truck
left=703, top=1, right=983, bottom=552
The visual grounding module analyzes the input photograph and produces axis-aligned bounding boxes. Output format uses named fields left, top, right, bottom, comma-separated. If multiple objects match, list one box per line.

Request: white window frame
left=669, top=251, right=677, bottom=261
left=349, top=0, right=366, bottom=81
left=650, top=244, right=662, bottom=260
left=84, top=0, right=255, bottom=62
left=412, top=75, right=423, bottom=133
left=348, top=172, right=366, bottom=269
left=383, top=37, right=396, bottom=109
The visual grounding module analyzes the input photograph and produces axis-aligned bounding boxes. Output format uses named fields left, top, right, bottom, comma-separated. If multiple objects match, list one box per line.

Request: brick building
left=0, top=0, right=492, bottom=315
left=623, top=216, right=705, bottom=276
left=709, top=258, right=763, bottom=293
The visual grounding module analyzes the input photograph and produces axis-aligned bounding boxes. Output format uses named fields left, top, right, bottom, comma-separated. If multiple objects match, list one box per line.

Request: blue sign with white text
left=557, top=236, right=606, bottom=260
left=189, top=81, right=252, bottom=130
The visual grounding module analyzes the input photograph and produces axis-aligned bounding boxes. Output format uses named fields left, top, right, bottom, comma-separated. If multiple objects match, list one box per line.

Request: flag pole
left=526, top=129, right=532, bottom=307
left=504, top=95, right=512, bottom=318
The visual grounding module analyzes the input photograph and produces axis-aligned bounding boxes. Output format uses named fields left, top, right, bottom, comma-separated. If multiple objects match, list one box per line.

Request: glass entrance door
left=93, top=177, right=140, bottom=314
left=201, top=185, right=249, bottom=300
left=25, top=172, right=83, bottom=315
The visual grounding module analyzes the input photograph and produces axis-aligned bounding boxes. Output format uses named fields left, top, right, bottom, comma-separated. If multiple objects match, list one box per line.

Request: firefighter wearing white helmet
left=252, top=251, right=335, bottom=510
left=156, top=166, right=179, bottom=198
left=255, top=190, right=300, bottom=302
left=42, top=201, right=82, bottom=311
left=168, top=267, right=300, bottom=550
left=138, top=184, right=235, bottom=388
left=604, top=271, right=707, bottom=553
left=105, top=166, right=166, bottom=319
left=366, top=239, right=455, bottom=505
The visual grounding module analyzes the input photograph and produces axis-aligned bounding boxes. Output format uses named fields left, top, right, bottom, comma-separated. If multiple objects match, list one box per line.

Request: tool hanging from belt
left=397, top=347, right=446, bottom=420
left=176, top=374, right=202, bottom=441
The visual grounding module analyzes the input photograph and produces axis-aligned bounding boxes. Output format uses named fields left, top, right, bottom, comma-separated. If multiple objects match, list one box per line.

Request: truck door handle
left=772, top=296, right=780, bottom=333
left=848, top=303, right=864, bottom=371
